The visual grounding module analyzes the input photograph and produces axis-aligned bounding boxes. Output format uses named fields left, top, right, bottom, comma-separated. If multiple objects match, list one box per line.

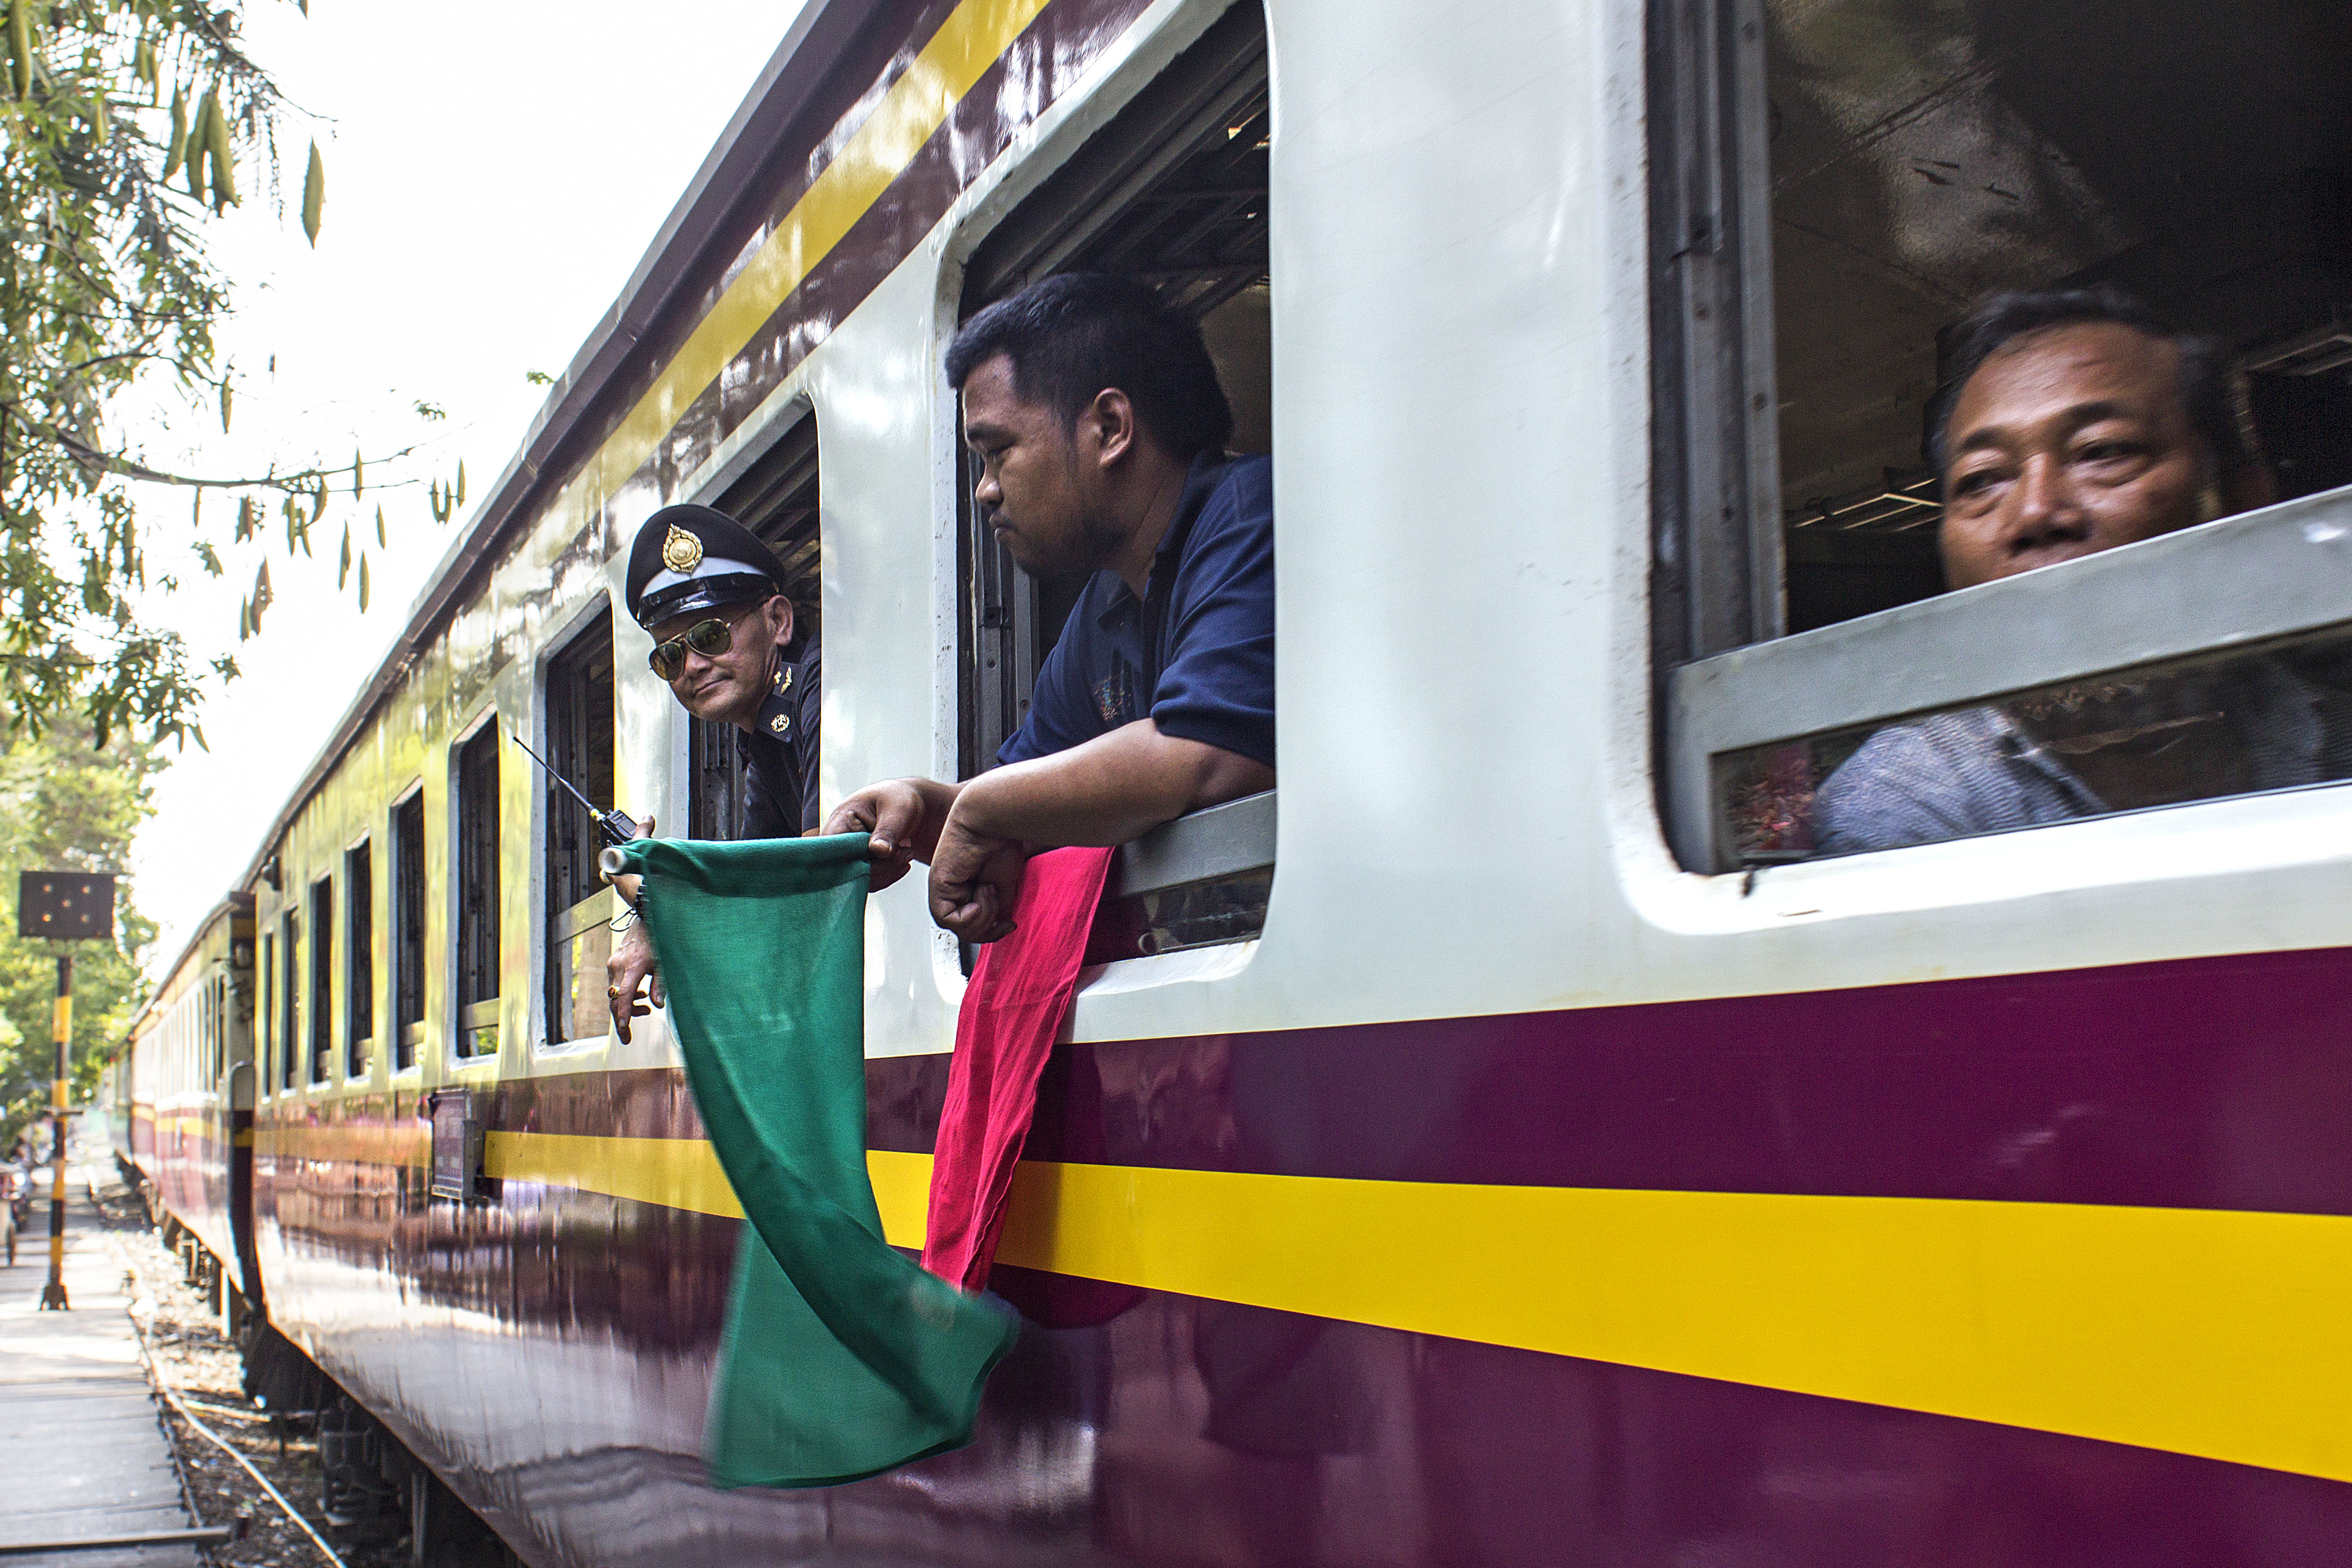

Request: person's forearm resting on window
left=825, top=718, right=1272, bottom=944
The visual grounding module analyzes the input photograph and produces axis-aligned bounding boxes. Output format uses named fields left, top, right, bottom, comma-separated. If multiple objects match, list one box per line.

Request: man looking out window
left=606, top=506, right=820, bottom=1036
left=1814, top=287, right=2297, bottom=854
left=826, top=273, right=1274, bottom=940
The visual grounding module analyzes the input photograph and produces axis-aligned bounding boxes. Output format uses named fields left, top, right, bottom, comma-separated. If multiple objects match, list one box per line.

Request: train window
left=346, top=842, right=374, bottom=1078
left=259, top=932, right=274, bottom=1096
left=957, top=0, right=1270, bottom=775
left=307, top=874, right=333, bottom=1084
left=543, top=614, right=618, bottom=1045
left=212, top=975, right=229, bottom=1093
left=278, top=912, right=298, bottom=1091
left=455, top=722, right=501, bottom=1057
left=1653, top=0, right=2352, bottom=871
left=689, top=415, right=820, bottom=839
left=953, top=0, right=1275, bottom=958
left=391, top=790, right=426, bottom=1069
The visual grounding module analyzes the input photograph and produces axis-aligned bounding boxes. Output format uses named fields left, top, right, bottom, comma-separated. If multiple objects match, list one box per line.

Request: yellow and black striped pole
left=17, top=869, right=114, bottom=1310
left=39, top=953, right=72, bottom=1310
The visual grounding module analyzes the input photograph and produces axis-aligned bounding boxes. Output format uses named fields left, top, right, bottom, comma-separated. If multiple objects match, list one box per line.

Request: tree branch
left=13, top=413, right=427, bottom=490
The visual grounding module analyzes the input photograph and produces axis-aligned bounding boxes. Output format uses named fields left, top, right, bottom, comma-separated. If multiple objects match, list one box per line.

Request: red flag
left=922, top=846, right=1115, bottom=1292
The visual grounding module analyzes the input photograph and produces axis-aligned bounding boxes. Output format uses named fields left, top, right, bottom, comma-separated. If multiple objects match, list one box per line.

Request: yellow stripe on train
left=475, top=1129, right=2352, bottom=1487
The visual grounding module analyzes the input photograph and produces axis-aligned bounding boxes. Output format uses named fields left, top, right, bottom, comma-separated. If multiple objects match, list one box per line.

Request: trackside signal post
left=20, top=870, right=116, bottom=1310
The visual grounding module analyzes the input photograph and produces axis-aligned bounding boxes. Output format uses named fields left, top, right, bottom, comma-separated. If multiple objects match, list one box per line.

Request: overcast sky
left=126, top=0, right=807, bottom=970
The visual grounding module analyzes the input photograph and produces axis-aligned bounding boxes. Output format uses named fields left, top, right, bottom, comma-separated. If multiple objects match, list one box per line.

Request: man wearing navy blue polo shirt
left=825, top=273, right=1274, bottom=943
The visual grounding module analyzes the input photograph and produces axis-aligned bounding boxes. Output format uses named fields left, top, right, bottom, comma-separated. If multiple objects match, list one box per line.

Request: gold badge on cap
left=661, top=524, right=705, bottom=574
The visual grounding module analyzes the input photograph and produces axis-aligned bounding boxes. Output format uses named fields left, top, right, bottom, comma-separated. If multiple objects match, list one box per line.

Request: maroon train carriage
left=122, top=895, right=259, bottom=1321
left=151, top=0, right=2352, bottom=1562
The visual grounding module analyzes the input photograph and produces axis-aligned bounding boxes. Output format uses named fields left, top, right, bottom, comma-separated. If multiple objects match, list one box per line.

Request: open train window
left=1653, top=0, right=2352, bottom=872
left=278, top=911, right=298, bottom=1091
left=307, top=874, right=332, bottom=1083
left=454, top=723, right=501, bottom=1057
left=689, top=414, right=820, bottom=839
left=544, top=613, right=618, bottom=1045
left=258, top=932, right=274, bottom=1095
left=391, top=790, right=425, bottom=1069
left=345, top=842, right=373, bottom=1078
left=953, top=0, right=1275, bottom=960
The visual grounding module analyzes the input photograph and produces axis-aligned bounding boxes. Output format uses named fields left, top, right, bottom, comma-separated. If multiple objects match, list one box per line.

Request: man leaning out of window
left=825, top=273, right=1273, bottom=941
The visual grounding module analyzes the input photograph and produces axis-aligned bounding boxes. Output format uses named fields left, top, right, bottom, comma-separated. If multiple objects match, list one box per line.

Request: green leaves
left=0, top=715, right=163, bottom=1146
left=8, top=1, right=32, bottom=101
left=186, top=87, right=216, bottom=199
left=245, top=559, right=271, bottom=639
left=302, top=140, right=324, bottom=245
left=203, top=86, right=235, bottom=209
left=0, top=4, right=437, bottom=742
left=163, top=83, right=188, bottom=178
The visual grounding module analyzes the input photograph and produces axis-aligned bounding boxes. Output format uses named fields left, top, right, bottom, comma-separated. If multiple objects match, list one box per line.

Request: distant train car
left=194, top=0, right=2352, bottom=1562
left=98, top=1054, right=131, bottom=1178
left=98, top=1049, right=150, bottom=1192
left=124, top=895, right=257, bottom=1302
left=116, top=985, right=158, bottom=1190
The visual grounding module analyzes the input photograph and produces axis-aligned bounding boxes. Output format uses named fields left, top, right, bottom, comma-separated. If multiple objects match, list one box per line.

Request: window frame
left=345, top=840, right=374, bottom=1080
left=1667, top=486, right=2352, bottom=870
left=306, top=874, right=333, bottom=1085
left=390, top=786, right=427, bottom=1071
left=929, top=0, right=1281, bottom=962
left=540, top=606, right=619, bottom=1048
left=1645, top=0, right=1783, bottom=694
left=1645, top=0, right=2352, bottom=874
left=452, top=716, right=503, bottom=1059
left=277, top=911, right=299, bottom=1093
left=687, top=413, right=821, bottom=841
left=258, top=931, right=274, bottom=1098
left=950, top=0, right=1274, bottom=781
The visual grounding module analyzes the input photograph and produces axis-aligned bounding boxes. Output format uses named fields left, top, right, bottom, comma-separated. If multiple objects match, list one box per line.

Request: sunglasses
left=648, top=612, right=747, bottom=681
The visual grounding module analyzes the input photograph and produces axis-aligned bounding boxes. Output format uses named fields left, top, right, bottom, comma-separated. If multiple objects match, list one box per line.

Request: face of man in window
left=960, top=354, right=1124, bottom=578
left=653, top=596, right=793, bottom=728
left=1938, top=322, right=2210, bottom=591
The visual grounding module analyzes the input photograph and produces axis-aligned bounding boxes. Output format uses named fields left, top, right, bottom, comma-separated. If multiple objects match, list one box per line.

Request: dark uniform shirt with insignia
left=736, top=639, right=823, bottom=836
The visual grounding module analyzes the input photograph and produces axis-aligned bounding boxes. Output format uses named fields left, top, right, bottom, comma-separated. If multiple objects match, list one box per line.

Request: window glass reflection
left=1722, top=634, right=2352, bottom=862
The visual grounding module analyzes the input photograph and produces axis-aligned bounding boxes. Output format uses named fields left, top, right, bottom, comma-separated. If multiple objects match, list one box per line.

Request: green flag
left=619, top=833, right=1018, bottom=1489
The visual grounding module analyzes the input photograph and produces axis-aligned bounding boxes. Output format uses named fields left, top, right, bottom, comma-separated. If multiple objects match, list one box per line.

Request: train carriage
left=123, top=895, right=259, bottom=1305
left=129, top=0, right=2352, bottom=1560
left=101, top=1034, right=145, bottom=1179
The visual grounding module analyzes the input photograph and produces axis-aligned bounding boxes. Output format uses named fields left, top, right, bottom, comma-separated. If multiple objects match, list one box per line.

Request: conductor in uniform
left=605, top=503, right=820, bottom=1039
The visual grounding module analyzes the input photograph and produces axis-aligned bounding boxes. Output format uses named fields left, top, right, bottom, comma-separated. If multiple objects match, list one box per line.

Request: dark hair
left=945, top=273, right=1234, bottom=460
left=1926, top=285, right=2263, bottom=482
